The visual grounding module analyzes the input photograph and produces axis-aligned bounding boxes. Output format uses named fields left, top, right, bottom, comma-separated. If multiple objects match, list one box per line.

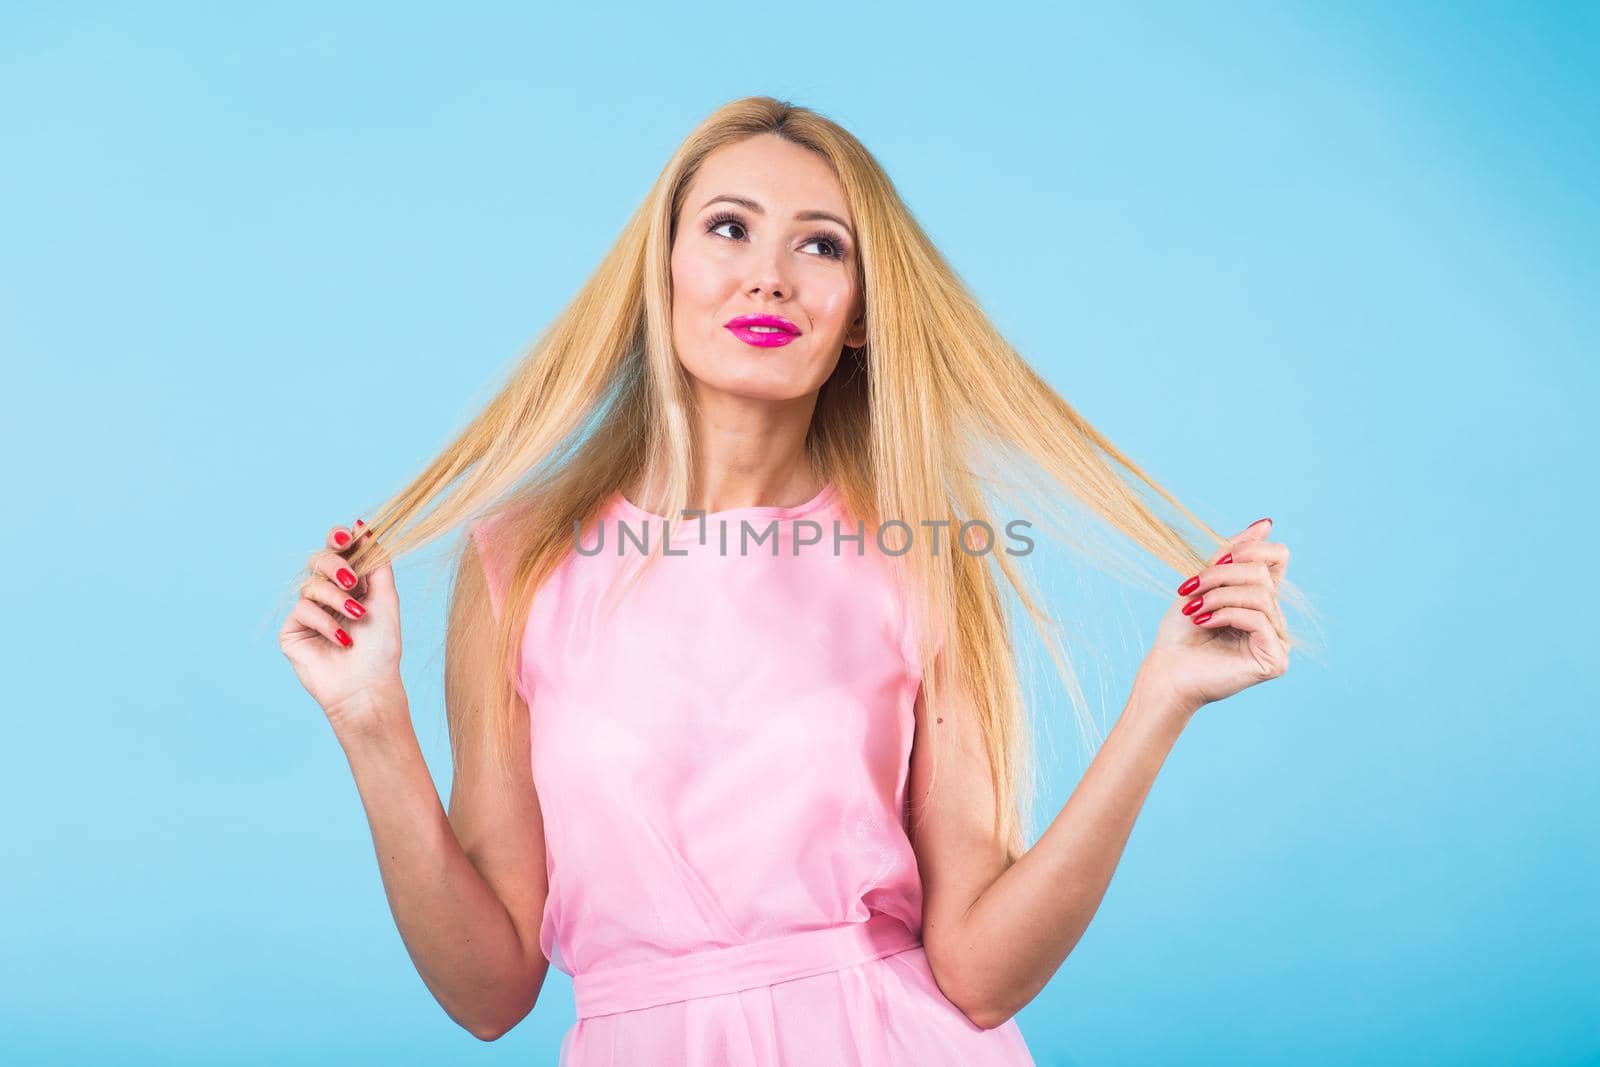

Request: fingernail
left=336, top=567, right=357, bottom=590
left=1254, top=517, right=1272, bottom=528
left=1182, top=595, right=1204, bottom=616
left=1192, top=611, right=1214, bottom=625
left=1177, top=575, right=1200, bottom=596
left=1216, top=552, right=1233, bottom=565
left=334, top=530, right=351, bottom=547
left=335, top=628, right=352, bottom=647
left=345, top=598, right=365, bottom=619
left=355, top=518, right=373, bottom=539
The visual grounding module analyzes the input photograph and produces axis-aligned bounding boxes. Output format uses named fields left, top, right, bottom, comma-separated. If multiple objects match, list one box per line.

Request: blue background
left=3, top=2, right=1594, bottom=1064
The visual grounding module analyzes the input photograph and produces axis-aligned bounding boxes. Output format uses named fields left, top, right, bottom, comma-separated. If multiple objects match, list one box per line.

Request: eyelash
left=703, top=210, right=850, bottom=261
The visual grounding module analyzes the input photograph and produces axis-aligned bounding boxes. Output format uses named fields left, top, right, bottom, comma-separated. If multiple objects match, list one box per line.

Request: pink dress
left=470, top=482, right=1035, bottom=1065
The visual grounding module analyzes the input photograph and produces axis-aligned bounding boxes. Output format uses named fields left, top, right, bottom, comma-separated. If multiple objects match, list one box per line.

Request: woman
left=279, top=96, right=1307, bottom=1064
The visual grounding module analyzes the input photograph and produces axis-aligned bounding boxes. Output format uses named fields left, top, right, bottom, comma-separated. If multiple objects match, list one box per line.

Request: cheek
left=670, top=246, right=725, bottom=315
left=809, top=277, right=857, bottom=329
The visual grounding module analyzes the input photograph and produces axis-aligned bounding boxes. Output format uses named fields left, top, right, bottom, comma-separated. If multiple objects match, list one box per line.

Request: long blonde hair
left=327, top=95, right=1318, bottom=867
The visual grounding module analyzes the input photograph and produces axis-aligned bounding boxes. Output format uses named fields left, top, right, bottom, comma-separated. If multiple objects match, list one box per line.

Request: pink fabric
left=469, top=483, right=1034, bottom=1065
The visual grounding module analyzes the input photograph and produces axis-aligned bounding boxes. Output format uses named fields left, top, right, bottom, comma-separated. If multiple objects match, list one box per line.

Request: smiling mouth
left=725, top=324, right=799, bottom=348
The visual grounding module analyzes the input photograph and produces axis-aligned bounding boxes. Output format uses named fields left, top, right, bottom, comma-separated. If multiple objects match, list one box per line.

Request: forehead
left=683, top=135, right=853, bottom=224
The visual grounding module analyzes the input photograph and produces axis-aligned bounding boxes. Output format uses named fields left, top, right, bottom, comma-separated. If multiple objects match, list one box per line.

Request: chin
left=676, top=358, right=810, bottom=400
left=704, top=373, right=817, bottom=402
left=676, top=335, right=839, bottom=399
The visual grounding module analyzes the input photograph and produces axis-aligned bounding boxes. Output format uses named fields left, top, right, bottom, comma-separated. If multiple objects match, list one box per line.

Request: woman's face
left=670, top=133, right=867, bottom=402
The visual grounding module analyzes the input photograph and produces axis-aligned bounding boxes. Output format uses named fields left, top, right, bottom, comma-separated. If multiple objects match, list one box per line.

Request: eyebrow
left=699, top=194, right=855, bottom=241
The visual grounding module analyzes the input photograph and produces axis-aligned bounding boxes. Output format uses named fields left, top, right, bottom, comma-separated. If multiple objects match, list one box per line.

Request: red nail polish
left=335, top=628, right=352, bottom=647
left=1178, top=575, right=1200, bottom=596
left=355, top=518, right=373, bottom=539
left=334, top=530, right=351, bottom=547
left=1182, top=595, right=1204, bottom=615
left=345, top=598, right=364, bottom=618
left=336, top=567, right=356, bottom=590
left=1193, top=611, right=1214, bottom=625
left=1216, top=552, right=1232, bottom=565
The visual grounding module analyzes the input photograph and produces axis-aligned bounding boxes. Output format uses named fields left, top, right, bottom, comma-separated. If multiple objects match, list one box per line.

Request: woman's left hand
left=1139, top=517, right=1292, bottom=716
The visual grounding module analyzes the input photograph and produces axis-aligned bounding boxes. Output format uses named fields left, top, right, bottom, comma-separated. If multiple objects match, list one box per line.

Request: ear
left=845, top=311, right=868, bottom=349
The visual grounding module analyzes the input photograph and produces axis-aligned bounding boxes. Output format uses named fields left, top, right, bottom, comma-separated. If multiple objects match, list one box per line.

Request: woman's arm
left=910, top=666, right=1195, bottom=1030
left=334, top=692, right=547, bottom=1040
left=914, top=522, right=1290, bottom=1029
left=331, top=541, right=550, bottom=1041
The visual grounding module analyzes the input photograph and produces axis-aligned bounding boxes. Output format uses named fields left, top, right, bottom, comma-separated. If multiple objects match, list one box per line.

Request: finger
left=1178, top=560, right=1271, bottom=601
left=1193, top=604, right=1286, bottom=656
left=360, top=558, right=396, bottom=600
left=343, top=519, right=381, bottom=595
left=1226, top=516, right=1274, bottom=546
left=1205, top=543, right=1291, bottom=636
left=1211, top=538, right=1290, bottom=587
left=1184, top=581, right=1287, bottom=643
left=299, top=573, right=368, bottom=622
left=291, top=596, right=354, bottom=648
left=328, top=517, right=376, bottom=554
left=308, top=548, right=363, bottom=598
left=1181, top=579, right=1269, bottom=619
left=1193, top=605, right=1288, bottom=674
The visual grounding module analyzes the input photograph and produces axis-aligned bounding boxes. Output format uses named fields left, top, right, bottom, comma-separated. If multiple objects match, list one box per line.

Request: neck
left=627, top=457, right=824, bottom=515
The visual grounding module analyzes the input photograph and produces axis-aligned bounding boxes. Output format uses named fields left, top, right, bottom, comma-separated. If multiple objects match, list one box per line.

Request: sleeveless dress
left=469, top=482, right=1036, bottom=1066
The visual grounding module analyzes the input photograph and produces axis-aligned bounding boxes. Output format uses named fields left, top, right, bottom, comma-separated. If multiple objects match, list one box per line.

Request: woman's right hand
left=279, top=520, right=405, bottom=736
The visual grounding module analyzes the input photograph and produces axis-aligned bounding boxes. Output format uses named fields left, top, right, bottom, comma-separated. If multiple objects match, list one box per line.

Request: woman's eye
left=707, top=216, right=844, bottom=260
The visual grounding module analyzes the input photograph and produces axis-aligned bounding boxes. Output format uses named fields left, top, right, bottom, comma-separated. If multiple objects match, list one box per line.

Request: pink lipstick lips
left=725, top=313, right=801, bottom=348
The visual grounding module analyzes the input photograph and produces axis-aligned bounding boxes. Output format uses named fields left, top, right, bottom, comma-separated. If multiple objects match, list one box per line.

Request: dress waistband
left=571, top=913, right=923, bottom=1020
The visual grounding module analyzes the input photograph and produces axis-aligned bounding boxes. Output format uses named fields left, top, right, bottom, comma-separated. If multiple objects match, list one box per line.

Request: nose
left=744, top=240, right=792, bottom=301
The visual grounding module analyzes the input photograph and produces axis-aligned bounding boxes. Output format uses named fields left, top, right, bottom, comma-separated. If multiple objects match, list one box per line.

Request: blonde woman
left=279, top=96, right=1305, bottom=1064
